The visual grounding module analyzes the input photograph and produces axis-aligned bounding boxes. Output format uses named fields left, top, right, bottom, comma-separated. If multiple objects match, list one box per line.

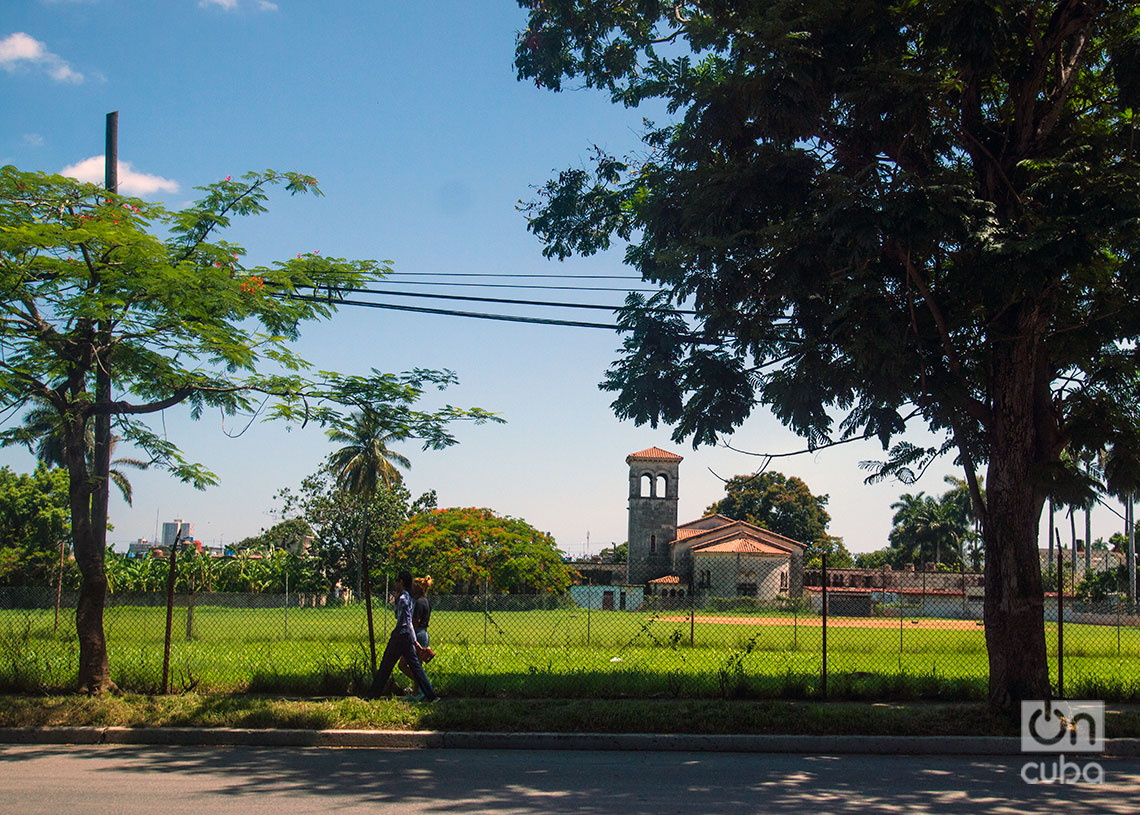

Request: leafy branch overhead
left=0, top=163, right=501, bottom=692
left=0, top=166, right=502, bottom=486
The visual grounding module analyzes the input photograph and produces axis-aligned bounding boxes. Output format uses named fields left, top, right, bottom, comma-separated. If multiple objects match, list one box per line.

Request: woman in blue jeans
left=399, top=575, right=433, bottom=698
left=369, top=570, right=438, bottom=701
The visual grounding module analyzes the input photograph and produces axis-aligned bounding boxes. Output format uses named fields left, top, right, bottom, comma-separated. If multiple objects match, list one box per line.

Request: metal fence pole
left=186, top=575, right=195, bottom=641
left=821, top=551, right=828, bottom=700
left=586, top=580, right=591, bottom=646
left=1058, top=544, right=1064, bottom=699
left=483, top=577, right=488, bottom=646
left=161, top=534, right=181, bottom=695
left=284, top=571, right=288, bottom=641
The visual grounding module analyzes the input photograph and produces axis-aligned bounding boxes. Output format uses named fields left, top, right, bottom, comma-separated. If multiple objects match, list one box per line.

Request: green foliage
left=853, top=548, right=891, bottom=570
left=804, top=535, right=853, bottom=571
left=706, top=471, right=831, bottom=544
left=0, top=466, right=71, bottom=586
left=0, top=166, right=498, bottom=486
left=516, top=3, right=1140, bottom=482
left=389, top=507, right=573, bottom=594
left=104, top=546, right=324, bottom=594
left=278, top=464, right=410, bottom=594
left=233, top=518, right=313, bottom=554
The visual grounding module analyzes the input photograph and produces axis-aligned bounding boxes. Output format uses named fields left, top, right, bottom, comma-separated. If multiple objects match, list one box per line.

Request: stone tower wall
left=626, top=458, right=679, bottom=586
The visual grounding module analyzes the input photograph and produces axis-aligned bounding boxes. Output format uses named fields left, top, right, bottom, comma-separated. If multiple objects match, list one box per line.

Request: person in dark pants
left=369, top=570, right=439, bottom=701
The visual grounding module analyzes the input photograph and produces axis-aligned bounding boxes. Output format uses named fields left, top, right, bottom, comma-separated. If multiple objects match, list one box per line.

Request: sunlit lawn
left=2, top=599, right=1138, bottom=700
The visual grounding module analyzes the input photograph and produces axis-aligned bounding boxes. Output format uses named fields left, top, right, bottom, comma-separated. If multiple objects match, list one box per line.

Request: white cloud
left=199, top=0, right=277, bottom=11
left=0, top=32, right=83, bottom=83
left=60, top=156, right=179, bottom=196
left=23, top=133, right=45, bottom=148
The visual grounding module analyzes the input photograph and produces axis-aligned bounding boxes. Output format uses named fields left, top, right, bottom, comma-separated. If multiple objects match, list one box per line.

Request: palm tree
left=15, top=402, right=147, bottom=505
left=327, top=411, right=411, bottom=496
left=326, top=410, right=412, bottom=678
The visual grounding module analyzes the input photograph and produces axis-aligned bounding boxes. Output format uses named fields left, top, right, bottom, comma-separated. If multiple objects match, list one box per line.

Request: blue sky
left=0, top=1, right=1116, bottom=555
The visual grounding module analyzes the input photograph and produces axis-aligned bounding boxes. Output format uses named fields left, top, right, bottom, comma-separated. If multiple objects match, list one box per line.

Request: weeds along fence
left=1, top=557, right=1138, bottom=700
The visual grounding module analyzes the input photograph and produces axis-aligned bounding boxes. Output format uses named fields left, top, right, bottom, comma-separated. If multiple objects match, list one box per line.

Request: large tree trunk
left=983, top=321, right=1052, bottom=711
left=66, top=413, right=113, bottom=694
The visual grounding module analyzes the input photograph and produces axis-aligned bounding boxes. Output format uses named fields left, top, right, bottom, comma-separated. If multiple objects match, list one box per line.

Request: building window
left=779, top=570, right=789, bottom=591
left=650, top=534, right=656, bottom=554
left=656, top=474, right=667, bottom=498
left=699, top=569, right=711, bottom=588
left=641, top=474, right=652, bottom=497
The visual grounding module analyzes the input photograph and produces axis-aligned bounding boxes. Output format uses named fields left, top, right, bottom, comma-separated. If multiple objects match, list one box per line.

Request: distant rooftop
left=626, top=446, right=683, bottom=462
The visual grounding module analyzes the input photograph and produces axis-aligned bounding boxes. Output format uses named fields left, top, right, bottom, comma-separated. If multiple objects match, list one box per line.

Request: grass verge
left=3, top=693, right=1140, bottom=738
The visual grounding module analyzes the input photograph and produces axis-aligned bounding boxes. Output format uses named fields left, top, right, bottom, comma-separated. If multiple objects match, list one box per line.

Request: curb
left=3, top=727, right=1140, bottom=756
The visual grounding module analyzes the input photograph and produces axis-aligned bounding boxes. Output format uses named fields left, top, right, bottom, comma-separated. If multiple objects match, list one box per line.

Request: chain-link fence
left=2, top=553, right=1138, bottom=699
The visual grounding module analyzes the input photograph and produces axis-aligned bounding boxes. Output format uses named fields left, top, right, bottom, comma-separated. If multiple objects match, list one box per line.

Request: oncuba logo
left=1020, top=701, right=1105, bottom=785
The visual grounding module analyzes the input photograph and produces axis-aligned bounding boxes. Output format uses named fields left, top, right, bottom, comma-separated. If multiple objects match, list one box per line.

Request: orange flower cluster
left=240, top=276, right=264, bottom=295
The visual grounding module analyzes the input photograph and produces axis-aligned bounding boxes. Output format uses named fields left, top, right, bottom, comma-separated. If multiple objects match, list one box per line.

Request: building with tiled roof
left=624, top=447, right=806, bottom=603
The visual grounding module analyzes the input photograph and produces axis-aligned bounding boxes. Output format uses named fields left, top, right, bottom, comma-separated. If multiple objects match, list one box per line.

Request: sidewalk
left=4, top=725, right=1140, bottom=756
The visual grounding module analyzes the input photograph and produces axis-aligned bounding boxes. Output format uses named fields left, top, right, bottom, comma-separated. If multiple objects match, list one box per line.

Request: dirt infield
left=659, top=615, right=986, bottom=630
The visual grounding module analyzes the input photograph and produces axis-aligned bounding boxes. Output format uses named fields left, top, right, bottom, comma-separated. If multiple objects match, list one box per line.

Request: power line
left=349, top=279, right=658, bottom=293
left=277, top=292, right=623, bottom=330
left=383, top=272, right=644, bottom=279
left=292, top=284, right=699, bottom=315
left=283, top=269, right=660, bottom=293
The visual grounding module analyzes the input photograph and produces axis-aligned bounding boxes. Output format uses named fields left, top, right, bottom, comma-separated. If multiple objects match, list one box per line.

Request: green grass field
left=3, top=600, right=1138, bottom=700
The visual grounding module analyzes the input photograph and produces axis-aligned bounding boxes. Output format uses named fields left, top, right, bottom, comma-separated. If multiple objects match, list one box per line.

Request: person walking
left=370, top=570, right=439, bottom=702
left=399, top=575, right=434, bottom=698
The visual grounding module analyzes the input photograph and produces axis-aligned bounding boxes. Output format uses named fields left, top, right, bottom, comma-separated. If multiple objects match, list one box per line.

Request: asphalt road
left=1, top=745, right=1137, bottom=814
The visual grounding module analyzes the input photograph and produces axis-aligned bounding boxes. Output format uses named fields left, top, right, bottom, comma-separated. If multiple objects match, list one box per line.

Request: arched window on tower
left=641, top=474, right=652, bottom=497
left=656, top=474, right=667, bottom=498
left=650, top=534, right=656, bottom=553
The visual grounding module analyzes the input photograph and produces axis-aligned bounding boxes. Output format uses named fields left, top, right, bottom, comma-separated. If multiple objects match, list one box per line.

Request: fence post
left=186, top=575, right=195, bottom=641
left=1057, top=544, right=1064, bottom=699
left=586, top=579, right=591, bottom=646
left=54, top=539, right=65, bottom=634
left=821, top=551, right=828, bottom=700
left=284, top=571, right=289, bottom=641
left=483, top=577, right=488, bottom=646
left=689, top=578, right=695, bottom=647
left=161, top=534, right=181, bottom=695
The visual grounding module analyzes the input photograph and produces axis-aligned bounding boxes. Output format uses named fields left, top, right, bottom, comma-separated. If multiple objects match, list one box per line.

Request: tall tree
left=325, top=410, right=414, bottom=674
left=706, top=471, right=830, bottom=545
left=515, top=1, right=1140, bottom=710
left=0, top=166, right=499, bottom=692
left=389, top=507, right=573, bottom=594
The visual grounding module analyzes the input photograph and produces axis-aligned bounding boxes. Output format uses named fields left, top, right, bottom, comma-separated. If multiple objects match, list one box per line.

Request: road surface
left=2, top=744, right=1137, bottom=814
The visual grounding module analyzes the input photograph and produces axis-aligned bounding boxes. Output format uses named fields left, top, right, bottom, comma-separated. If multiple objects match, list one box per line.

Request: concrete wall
left=693, top=552, right=788, bottom=603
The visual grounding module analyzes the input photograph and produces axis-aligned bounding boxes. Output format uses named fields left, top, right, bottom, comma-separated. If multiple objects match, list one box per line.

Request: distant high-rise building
left=161, top=519, right=193, bottom=547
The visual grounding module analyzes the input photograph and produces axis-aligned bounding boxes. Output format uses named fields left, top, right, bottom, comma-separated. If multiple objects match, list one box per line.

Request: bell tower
left=626, top=446, right=682, bottom=586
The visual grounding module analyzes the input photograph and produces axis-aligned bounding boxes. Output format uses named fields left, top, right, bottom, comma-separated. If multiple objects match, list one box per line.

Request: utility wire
left=277, top=292, right=623, bottom=330
left=292, top=284, right=699, bottom=315
left=382, top=272, right=644, bottom=279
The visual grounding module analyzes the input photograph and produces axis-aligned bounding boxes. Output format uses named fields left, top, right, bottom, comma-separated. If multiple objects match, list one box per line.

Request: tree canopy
left=0, top=164, right=499, bottom=691
left=515, top=0, right=1140, bottom=709
left=0, top=465, right=70, bottom=586
left=389, top=507, right=573, bottom=594
left=706, top=471, right=831, bottom=545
